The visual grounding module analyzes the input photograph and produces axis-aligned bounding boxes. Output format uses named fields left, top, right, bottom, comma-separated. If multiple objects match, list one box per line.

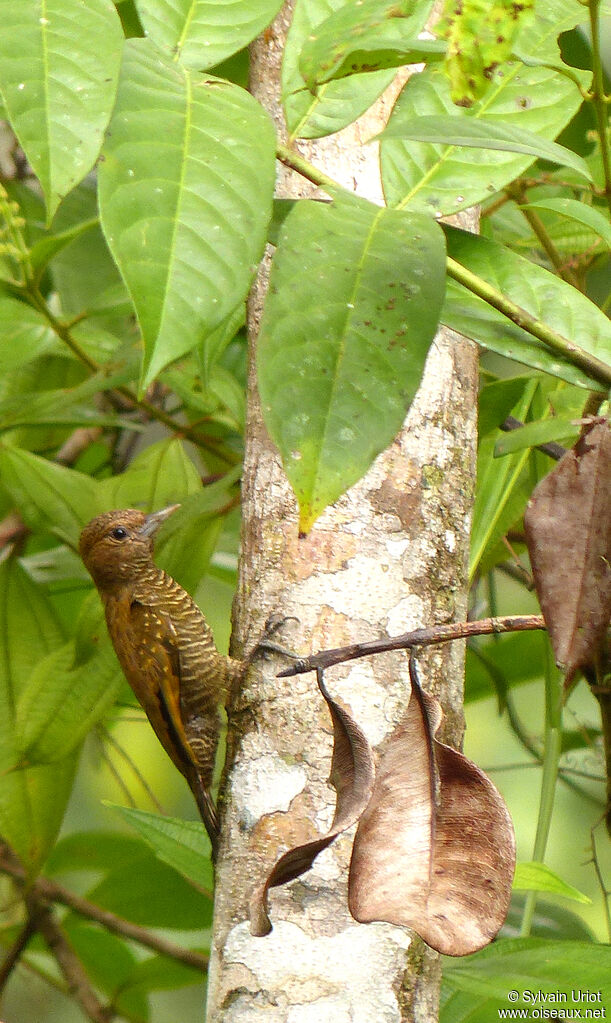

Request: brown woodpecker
left=79, top=506, right=242, bottom=851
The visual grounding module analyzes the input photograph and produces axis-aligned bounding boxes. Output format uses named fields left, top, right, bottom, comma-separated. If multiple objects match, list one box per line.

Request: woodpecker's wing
left=128, top=602, right=219, bottom=846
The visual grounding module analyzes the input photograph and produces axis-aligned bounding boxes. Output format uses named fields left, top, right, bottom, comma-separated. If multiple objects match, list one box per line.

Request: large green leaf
left=257, top=199, right=446, bottom=531
left=519, top=198, right=611, bottom=250
left=0, top=0, right=123, bottom=222
left=108, top=805, right=213, bottom=890
left=442, top=227, right=611, bottom=391
left=282, top=0, right=396, bottom=140
left=298, top=0, right=442, bottom=89
left=98, top=38, right=276, bottom=390
left=16, top=613, right=123, bottom=765
left=62, top=923, right=147, bottom=1020
left=85, top=850, right=214, bottom=929
left=442, top=938, right=611, bottom=1022
left=135, top=0, right=284, bottom=69
left=380, top=115, right=592, bottom=182
left=0, top=558, right=76, bottom=870
left=381, top=61, right=585, bottom=215
left=102, top=438, right=202, bottom=511
left=0, top=444, right=100, bottom=545
left=0, top=294, right=58, bottom=371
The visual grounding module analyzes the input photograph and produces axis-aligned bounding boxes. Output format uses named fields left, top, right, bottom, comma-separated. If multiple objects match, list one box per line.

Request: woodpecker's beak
left=139, top=504, right=181, bottom=538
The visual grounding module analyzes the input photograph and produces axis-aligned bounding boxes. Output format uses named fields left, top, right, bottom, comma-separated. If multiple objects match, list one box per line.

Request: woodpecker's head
left=79, top=506, right=179, bottom=590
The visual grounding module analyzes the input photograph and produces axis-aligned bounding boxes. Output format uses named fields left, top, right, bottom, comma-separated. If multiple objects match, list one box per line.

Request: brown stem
left=24, top=893, right=113, bottom=1023
left=277, top=614, right=546, bottom=677
left=0, top=912, right=40, bottom=992
left=0, top=846, right=208, bottom=972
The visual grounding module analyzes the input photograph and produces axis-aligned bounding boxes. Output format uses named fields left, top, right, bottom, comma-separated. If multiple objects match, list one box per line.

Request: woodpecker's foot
left=246, top=613, right=301, bottom=666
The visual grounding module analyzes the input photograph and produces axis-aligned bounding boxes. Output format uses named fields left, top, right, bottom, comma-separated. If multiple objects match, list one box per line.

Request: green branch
left=446, top=256, right=611, bottom=389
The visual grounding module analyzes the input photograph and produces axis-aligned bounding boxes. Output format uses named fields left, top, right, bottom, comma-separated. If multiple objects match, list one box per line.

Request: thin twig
left=277, top=614, right=546, bottom=677
left=0, top=912, right=41, bottom=992
left=24, top=893, right=113, bottom=1023
left=0, top=847, right=208, bottom=972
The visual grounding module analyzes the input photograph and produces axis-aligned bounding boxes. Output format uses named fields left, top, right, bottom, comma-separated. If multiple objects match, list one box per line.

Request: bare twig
left=24, top=893, right=113, bottom=1023
left=0, top=912, right=41, bottom=992
left=277, top=614, right=546, bottom=677
left=0, top=846, right=208, bottom=972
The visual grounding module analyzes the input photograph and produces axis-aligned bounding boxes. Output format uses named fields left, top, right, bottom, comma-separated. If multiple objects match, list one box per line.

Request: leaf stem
left=446, top=256, right=611, bottom=389
left=519, top=641, right=563, bottom=937
left=587, top=0, right=611, bottom=216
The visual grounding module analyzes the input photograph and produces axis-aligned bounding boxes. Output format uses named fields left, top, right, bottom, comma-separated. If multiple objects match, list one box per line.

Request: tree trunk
left=207, top=4, right=479, bottom=1020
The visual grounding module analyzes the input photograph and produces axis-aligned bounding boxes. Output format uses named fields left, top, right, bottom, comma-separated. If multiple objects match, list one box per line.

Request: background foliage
left=0, top=0, right=609, bottom=1020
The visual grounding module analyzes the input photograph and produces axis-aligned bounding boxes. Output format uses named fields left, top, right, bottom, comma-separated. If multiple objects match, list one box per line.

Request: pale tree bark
left=207, top=4, right=479, bottom=1021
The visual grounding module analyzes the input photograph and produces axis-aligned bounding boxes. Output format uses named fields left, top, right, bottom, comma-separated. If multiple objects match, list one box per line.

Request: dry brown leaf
left=250, top=669, right=375, bottom=936
left=348, top=662, right=515, bottom=956
left=524, top=419, right=611, bottom=681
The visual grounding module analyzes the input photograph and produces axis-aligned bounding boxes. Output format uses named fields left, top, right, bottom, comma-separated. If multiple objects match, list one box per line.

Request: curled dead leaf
left=524, top=419, right=611, bottom=681
left=348, top=660, right=516, bottom=957
left=249, top=668, right=375, bottom=936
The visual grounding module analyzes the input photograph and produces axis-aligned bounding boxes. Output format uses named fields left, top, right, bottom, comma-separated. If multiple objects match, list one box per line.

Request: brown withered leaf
left=250, top=668, right=375, bottom=936
left=348, top=661, right=516, bottom=957
left=524, top=419, right=611, bottom=681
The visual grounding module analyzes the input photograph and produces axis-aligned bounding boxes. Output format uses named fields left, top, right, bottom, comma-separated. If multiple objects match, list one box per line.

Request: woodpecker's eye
left=110, top=527, right=128, bottom=541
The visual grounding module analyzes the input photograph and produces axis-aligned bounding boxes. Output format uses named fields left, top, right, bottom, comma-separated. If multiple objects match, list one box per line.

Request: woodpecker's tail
left=190, top=771, right=220, bottom=858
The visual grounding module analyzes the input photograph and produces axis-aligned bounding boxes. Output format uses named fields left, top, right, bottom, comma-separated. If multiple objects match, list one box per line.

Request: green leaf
left=503, top=894, right=596, bottom=942
left=257, top=199, right=446, bottom=532
left=103, top=438, right=203, bottom=511
left=108, top=805, right=214, bottom=891
left=442, top=227, right=611, bottom=390
left=0, top=558, right=76, bottom=870
left=513, top=0, right=594, bottom=77
left=98, top=38, right=276, bottom=390
left=0, top=374, right=140, bottom=434
left=513, top=863, right=591, bottom=904
left=63, top=922, right=147, bottom=1019
left=48, top=180, right=130, bottom=325
left=493, top=417, right=579, bottom=457
left=470, top=378, right=537, bottom=579
left=298, top=0, right=442, bottom=89
left=0, top=0, right=123, bottom=222
left=0, top=445, right=100, bottom=545
left=442, top=938, right=611, bottom=1013
left=0, top=294, right=57, bottom=372
left=16, top=633, right=122, bottom=765
left=380, top=115, right=592, bottom=181
left=47, top=831, right=149, bottom=875
left=135, top=0, right=284, bottom=69
left=28, top=216, right=100, bottom=276
left=282, top=0, right=396, bottom=140
left=126, top=954, right=205, bottom=991
left=381, top=62, right=585, bottom=215
left=465, top=631, right=547, bottom=703
left=86, top=851, right=214, bottom=929
left=519, top=198, right=611, bottom=249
